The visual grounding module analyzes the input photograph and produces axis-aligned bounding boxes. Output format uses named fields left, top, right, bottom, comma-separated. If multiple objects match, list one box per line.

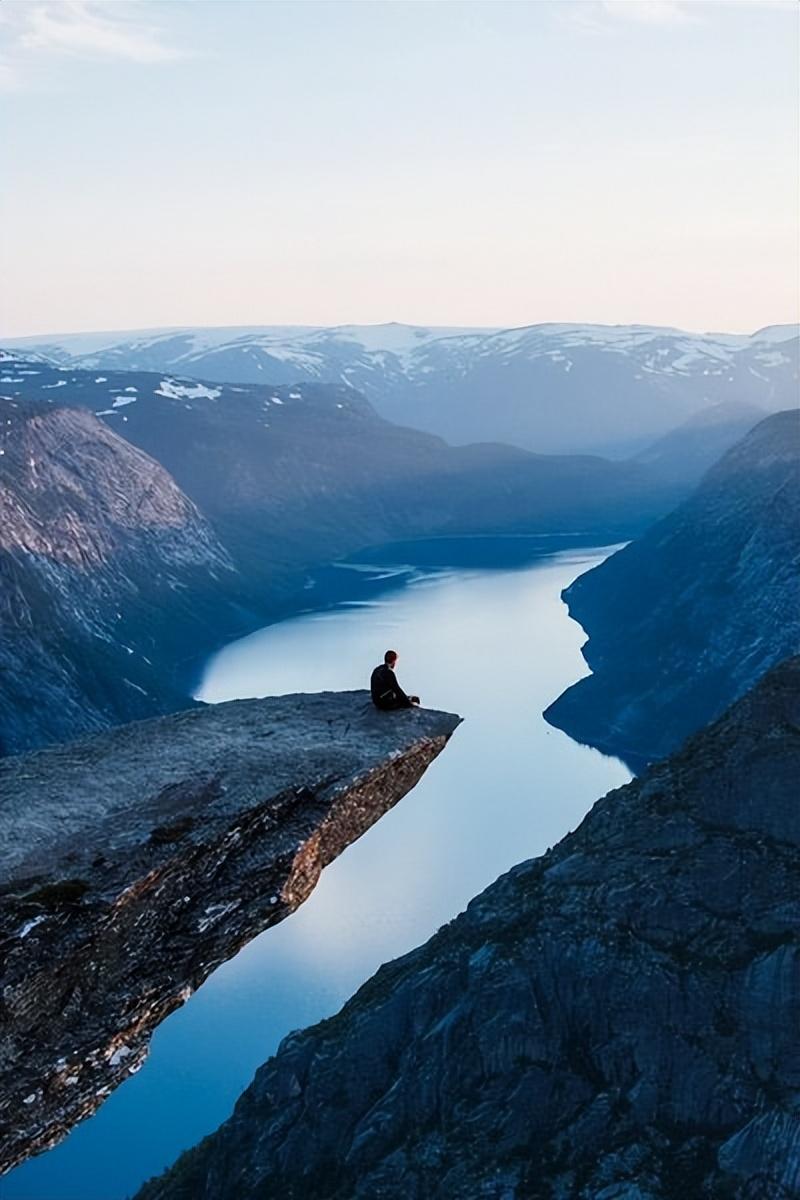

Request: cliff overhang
left=0, top=690, right=461, bottom=1173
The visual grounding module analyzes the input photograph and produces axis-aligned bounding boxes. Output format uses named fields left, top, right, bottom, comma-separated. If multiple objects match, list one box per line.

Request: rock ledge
left=0, top=691, right=461, bottom=1172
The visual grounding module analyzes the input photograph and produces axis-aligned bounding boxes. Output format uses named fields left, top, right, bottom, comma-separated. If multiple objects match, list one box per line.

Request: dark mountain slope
left=136, top=658, right=800, bottom=1200
left=545, top=409, right=800, bottom=769
left=630, top=398, right=766, bottom=488
left=0, top=398, right=262, bottom=755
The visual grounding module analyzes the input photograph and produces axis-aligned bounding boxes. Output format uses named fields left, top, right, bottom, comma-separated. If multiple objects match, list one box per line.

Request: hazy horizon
left=2, top=0, right=798, bottom=337
left=5, top=315, right=800, bottom=345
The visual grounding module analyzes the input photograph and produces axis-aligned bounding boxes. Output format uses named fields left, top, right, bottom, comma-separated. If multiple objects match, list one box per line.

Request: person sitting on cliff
left=370, top=650, right=420, bottom=710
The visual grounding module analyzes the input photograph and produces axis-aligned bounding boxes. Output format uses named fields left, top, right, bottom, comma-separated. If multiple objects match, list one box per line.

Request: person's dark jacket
left=370, top=663, right=412, bottom=710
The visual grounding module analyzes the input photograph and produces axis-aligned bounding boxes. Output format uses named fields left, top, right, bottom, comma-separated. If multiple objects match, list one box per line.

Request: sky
left=1, top=0, right=798, bottom=337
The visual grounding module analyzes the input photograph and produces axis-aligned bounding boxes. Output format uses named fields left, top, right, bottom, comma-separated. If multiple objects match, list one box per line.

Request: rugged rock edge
left=0, top=691, right=461, bottom=1173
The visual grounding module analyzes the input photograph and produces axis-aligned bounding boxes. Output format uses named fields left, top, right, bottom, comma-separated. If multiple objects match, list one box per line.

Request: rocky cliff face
left=135, top=658, right=800, bottom=1200
left=0, top=397, right=268, bottom=755
left=545, top=409, right=800, bottom=769
left=0, top=692, right=460, bottom=1173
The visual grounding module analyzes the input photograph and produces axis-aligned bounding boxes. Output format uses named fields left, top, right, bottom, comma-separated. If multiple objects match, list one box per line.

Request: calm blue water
left=3, top=541, right=631, bottom=1200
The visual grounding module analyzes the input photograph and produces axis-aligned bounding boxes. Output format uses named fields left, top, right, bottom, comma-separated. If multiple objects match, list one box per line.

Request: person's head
left=384, top=649, right=398, bottom=668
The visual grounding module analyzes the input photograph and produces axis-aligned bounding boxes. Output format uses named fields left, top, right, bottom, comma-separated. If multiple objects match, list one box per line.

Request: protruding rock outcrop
left=545, top=410, right=800, bottom=769
left=137, top=660, right=799, bottom=1200
left=0, top=692, right=461, bottom=1173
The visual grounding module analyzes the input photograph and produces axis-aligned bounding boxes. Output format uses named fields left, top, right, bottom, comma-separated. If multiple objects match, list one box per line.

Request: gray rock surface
left=545, top=409, right=800, bottom=769
left=0, top=691, right=460, bottom=1173
left=137, top=659, right=799, bottom=1200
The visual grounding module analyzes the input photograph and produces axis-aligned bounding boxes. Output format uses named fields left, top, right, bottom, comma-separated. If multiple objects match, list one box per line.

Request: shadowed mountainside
left=630, top=398, right=766, bottom=488
left=0, top=397, right=267, bottom=755
left=545, top=409, right=800, bottom=769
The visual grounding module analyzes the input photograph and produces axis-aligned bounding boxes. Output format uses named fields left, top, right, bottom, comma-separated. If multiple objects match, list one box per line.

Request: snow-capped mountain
left=9, top=322, right=798, bottom=455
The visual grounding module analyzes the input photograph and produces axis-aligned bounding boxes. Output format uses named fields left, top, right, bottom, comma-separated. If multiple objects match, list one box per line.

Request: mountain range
left=0, top=351, right=681, bottom=566
left=1, top=329, right=796, bottom=1195
left=9, top=321, right=797, bottom=457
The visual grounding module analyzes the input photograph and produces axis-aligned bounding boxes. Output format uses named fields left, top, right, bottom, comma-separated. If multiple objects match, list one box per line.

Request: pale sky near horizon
left=1, top=0, right=798, bottom=338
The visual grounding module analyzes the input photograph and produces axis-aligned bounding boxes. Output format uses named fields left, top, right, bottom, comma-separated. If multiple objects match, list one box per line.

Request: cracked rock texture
left=138, top=659, right=799, bottom=1200
left=0, top=691, right=460, bottom=1173
left=545, top=410, right=800, bottom=770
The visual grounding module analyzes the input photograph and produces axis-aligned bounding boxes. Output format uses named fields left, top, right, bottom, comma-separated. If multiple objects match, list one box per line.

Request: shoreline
left=186, top=532, right=628, bottom=699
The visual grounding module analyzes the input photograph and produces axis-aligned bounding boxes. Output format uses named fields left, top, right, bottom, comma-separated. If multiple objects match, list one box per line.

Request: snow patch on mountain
left=155, top=380, right=222, bottom=402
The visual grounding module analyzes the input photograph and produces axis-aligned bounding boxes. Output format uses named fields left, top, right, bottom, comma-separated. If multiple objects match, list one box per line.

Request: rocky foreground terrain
left=0, top=693, right=460, bottom=1173
left=136, top=657, right=800, bottom=1200
left=545, top=409, right=800, bottom=769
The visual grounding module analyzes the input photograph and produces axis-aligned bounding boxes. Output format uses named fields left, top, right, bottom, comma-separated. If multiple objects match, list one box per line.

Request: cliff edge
left=0, top=691, right=461, bottom=1173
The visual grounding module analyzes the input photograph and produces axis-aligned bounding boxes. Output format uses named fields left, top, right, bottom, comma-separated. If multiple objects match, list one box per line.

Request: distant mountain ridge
left=631, top=398, right=768, bottom=487
left=0, top=354, right=681, bottom=571
left=9, top=321, right=798, bottom=456
left=545, top=409, right=800, bottom=768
